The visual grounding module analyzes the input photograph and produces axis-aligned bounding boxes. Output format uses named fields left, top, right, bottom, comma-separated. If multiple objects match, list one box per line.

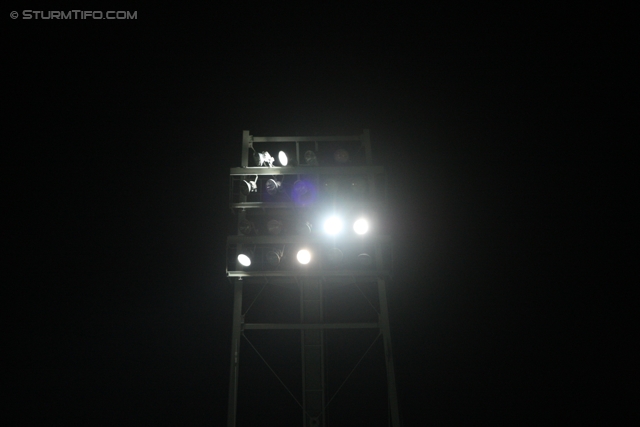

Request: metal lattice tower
left=226, top=130, right=400, bottom=426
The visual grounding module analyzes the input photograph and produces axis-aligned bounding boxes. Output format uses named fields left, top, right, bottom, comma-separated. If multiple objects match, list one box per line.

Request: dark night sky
left=8, top=5, right=633, bottom=425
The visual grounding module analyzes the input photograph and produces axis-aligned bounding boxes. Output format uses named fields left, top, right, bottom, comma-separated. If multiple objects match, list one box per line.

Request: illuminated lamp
left=237, top=252, right=253, bottom=267
left=327, top=247, right=344, bottom=264
left=297, top=249, right=311, bottom=265
left=304, top=150, right=318, bottom=166
left=334, top=148, right=349, bottom=163
left=323, top=216, right=343, bottom=235
left=356, top=253, right=372, bottom=266
left=265, top=179, right=282, bottom=195
left=267, top=219, right=284, bottom=235
left=254, top=151, right=275, bottom=167
left=278, top=151, right=288, bottom=166
left=353, top=218, right=369, bottom=235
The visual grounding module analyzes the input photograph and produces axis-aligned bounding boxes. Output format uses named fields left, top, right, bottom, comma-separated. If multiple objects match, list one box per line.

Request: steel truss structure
left=226, top=130, right=400, bottom=426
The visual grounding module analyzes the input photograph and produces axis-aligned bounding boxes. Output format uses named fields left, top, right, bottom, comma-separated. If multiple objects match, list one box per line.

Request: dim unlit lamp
left=266, top=179, right=282, bottom=195
left=357, top=253, right=372, bottom=266
left=304, top=150, right=318, bottom=166
left=265, top=248, right=283, bottom=266
left=240, top=176, right=258, bottom=196
left=267, top=219, right=284, bottom=235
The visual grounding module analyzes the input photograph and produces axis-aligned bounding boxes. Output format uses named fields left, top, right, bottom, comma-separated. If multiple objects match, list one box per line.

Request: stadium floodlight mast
left=227, top=130, right=400, bottom=427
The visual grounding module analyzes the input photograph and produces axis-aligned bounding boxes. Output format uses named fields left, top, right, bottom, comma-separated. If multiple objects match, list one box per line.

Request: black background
left=8, top=5, right=633, bottom=425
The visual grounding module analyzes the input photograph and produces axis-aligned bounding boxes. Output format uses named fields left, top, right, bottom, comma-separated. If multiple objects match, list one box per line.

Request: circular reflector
left=240, top=180, right=252, bottom=196
left=353, top=218, right=369, bottom=235
left=296, top=221, right=312, bottom=234
left=304, top=150, right=318, bottom=165
left=297, top=249, right=311, bottom=265
left=238, top=219, right=254, bottom=235
left=278, top=151, right=288, bottom=166
left=267, top=219, right=284, bottom=235
left=357, top=253, right=372, bottom=265
left=323, top=216, right=342, bottom=235
left=293, top=180, right=308, bottom=196
left=238, top=254, right=251, bottom=267
left=265, top=250, right=281, bottom=266
left=334, top=148, right=349, bottom=163
left=266, top=179, right=280, bottom=195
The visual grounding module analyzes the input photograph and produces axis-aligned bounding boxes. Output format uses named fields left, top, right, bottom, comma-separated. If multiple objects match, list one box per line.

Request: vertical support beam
left=227, top=279, right=244, bottom=427
left=362, top=129, right=372, bottom=165
left=362, top=129, right=376, bottom=201
left=378, top=278, right=401, bottom=427
left=301, top=278, right=326, bottom=427
left=242, top=130, right=251, bottom=167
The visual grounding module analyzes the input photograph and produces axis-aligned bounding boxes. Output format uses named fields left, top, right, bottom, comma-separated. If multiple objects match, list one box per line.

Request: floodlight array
left=235, top=244, right=376, bottom=269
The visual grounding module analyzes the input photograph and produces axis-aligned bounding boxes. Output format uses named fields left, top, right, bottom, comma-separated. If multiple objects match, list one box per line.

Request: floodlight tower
left=226, top=130, right=400, bottom=426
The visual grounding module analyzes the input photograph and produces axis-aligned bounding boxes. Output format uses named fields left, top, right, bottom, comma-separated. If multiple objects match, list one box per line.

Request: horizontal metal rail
left=229, top=166, right=385, bottom=176
left=227, top=235, right=391, bottom=245
left=251, top=135, right=362, bottom=142
left=244, top=323, right=379, bottom=330
left=226, top=270, right=390, bottom=278
left=229, top=201, right=386, bottom=210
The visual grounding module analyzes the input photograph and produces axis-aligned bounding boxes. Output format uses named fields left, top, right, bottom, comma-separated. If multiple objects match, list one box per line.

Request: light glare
left=238, top=254, right=251, bottom=267
left=297, top=249, right=311, bottom=264
left=353, top=218, right=369, bottom=235
left=323, top=216, right=342, bottom=235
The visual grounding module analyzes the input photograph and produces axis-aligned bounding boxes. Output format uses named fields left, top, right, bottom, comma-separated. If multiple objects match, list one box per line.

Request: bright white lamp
left=278, top=151, right=288, bottom=166
left=297, top=249, right=311, bottom=265
left=237, top=254, right=251, bottom=267
left=353, top=218, right=369, bottom=235
left=323, top=216, right=342, bottom=235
